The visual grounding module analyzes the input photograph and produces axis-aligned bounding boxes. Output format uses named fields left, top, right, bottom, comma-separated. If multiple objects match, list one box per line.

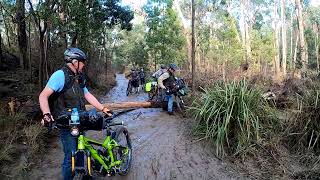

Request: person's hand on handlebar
left=41, top=113, right=54, bottom=127
left=102, top=107, right=113, bottom=117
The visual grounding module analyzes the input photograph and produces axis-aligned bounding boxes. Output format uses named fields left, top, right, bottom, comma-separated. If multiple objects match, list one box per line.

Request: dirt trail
left=30, top=74, right=241, bottom=180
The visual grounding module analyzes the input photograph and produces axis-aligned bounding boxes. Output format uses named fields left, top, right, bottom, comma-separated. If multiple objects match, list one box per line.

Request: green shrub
left=189, top=80, right=270, bottom=157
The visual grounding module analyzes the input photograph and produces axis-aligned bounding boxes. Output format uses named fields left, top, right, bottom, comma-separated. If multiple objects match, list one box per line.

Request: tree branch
left=27, top=0, right=40, bottom=27
left=0, top=1, right=16, bottom=23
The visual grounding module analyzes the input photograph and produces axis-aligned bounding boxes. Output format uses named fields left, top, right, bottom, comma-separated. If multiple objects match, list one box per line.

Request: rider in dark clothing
left=39, top=48, right=112, bottom=180
left=158, top=63, right=178, bottom=115
left=139, top=68, right=145, bottom=87
left=127, top=68, right=139, bottom=88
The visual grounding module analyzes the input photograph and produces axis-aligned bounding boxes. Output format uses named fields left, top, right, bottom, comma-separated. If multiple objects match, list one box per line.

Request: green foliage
left=189, top=80, right=270, bottom=157
left=251, top=27, right=275, bottom=65
left=216, top=14, right=243, bottom=66
left=144, top=0, right=187, bottom=67
left=66, top=0, right=133, bottom=50
left=113, top=24, right=148, bottom=69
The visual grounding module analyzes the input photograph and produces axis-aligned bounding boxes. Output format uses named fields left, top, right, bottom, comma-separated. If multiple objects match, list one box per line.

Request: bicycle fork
left=71, top=135, right=92, bottom=176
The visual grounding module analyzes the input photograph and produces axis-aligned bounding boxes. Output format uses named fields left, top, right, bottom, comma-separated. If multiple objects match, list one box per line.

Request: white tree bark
left=273, top=0, right=281, bottom=77
left=295, top=0, right=308, bottom=72
left=281, top=0, right=287, bottom=76
left=289, top=10, right=294, bottom=68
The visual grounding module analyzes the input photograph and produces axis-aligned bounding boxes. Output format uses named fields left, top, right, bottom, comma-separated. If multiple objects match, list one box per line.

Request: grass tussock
left=285, top=82, right=320, bottom=153
left=189, top=80, right=273, bottom=157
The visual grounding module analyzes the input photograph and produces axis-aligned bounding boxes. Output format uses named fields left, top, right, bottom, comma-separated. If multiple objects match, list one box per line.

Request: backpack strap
left=61, top=65, right=75, bottom=93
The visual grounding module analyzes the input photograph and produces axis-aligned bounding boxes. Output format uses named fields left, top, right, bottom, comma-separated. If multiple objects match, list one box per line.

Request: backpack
left=131, top=71, right=139, bottom=81
left=153, top=69, right=167, bottom=79
left=139, top=71, right=145, bottom=79
left=174, top=78, right=189, bottom=96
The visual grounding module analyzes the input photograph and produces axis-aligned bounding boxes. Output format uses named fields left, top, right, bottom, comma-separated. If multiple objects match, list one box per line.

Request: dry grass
left=284, top=81, right=320, bottom=153
left=23, top=123, right=46, bottom=158
left=0, top=103, right=46, bottom=178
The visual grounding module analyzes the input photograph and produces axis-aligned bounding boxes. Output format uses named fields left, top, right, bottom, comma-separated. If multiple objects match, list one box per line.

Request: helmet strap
left=71, top=60, right=80, bottom=75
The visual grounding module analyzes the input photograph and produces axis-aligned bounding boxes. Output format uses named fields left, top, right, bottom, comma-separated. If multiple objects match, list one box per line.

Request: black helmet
left=160, top=64, right=166, bottom=69
left=64, top=48, right=87, bottom=63
left=168, top=63, right=178, bottom=71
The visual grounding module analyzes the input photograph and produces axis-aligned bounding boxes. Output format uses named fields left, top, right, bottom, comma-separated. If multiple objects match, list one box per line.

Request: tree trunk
left=315, top=25, right=319, bottom=72
left=245, top=19, right=251, bottom=63
left=240, top=0, right=251, bottom=63
left=44, top=25, right=50, bottom=80
left=191, top=0, right=196, bottom=90
left=295, top=0, right=307, bottom=73
left=86, top=101, right=162, bottom=111
left=0, top=8, right=2, bottom=65
left=39, top=31, right=45, bottom=89
left=28, top=19, right=32, bottom=81
left=273, top=0, right=281, bottom=78
left=71, top=33, right=78, bottom=47
left=240, top=0, right=246, bottom=62
left=0, top=29, right=2, bottom=65
left=293, top=31, right=299, bottom=70
left=27, top=0, right=50, bottom=88
left=289, top=10, right=294, bottom=69
left=281, top=0, right=287, bottom=76
left=16, top=0, right=28, bottom=69
left=0, top=6, right=11, bottom=48
left=316, top=34, right=319, bottom=72
left=59, top=0, right=67, bottom=49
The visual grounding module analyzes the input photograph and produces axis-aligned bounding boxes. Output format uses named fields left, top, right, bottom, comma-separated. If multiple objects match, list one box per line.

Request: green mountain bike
left=53, top=109, right=132, bottom=179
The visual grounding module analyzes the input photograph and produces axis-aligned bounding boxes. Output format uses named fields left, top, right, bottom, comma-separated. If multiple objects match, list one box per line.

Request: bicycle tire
left=114, top=126, right=132, bottom=176
left=148, top=87, right=157, bottom=100
left=176, top=96, right=186, bottom=112
left=73, top=173, right=84, bottom=180
left=148, top=92, right=154, bottom=100
left=126, top=82, right=131, bottom=96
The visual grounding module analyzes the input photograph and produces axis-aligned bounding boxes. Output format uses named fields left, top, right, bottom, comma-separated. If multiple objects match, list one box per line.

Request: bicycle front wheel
left=114, top=127, right=132, bottom=176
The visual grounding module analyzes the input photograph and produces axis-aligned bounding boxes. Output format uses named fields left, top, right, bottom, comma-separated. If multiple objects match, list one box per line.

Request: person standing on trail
left=152, top=64, right=167, bottom=81
left=38, top=47, right=112, bottom=180
left=139, top=68, right=145, bottom=89
left=158, top=63, right=178, bottom=115
left=126, top=67, right=140, bottom=90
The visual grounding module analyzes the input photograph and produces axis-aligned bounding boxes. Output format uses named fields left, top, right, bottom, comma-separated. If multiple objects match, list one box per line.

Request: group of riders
left=125, top=67, right=146, bottom=94
left=126, top=63, right=187, bottom=115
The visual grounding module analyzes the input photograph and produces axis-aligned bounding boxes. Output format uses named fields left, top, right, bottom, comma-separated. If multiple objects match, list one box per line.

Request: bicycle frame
left=72, top=130, right=129, bottom=176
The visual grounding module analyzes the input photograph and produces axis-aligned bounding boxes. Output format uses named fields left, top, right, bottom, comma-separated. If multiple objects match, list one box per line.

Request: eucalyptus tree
left=144, top=0, right=187, bottom=71
left=295, top=0, right=308, bottom=73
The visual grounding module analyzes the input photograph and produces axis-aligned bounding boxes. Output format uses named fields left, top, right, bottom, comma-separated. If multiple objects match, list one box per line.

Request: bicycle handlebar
left=47, top=108, right=134, bottom=132
left=105, top=121, right=124, bottom=127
